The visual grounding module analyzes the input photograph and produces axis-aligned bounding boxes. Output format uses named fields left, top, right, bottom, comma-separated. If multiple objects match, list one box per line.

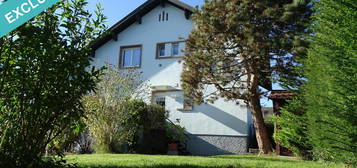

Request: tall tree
left=182, top=0, right=311, bottom=153
left=303, top=0, right=357, bottom=164
left=0, top=0, right=106, bottom=167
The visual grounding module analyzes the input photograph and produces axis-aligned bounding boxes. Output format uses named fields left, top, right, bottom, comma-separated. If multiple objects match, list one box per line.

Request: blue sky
left=87, top=0, right=274, bottom=107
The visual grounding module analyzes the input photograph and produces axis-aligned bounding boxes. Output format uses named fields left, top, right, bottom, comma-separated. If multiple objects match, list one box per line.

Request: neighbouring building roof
left=268, top=90, right=297, bottom=100
left=91, top=0, right=194, bottom=51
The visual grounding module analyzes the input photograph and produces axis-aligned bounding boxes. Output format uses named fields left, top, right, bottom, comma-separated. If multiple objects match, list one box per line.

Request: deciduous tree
left=0, top=0, right=106, bottom=167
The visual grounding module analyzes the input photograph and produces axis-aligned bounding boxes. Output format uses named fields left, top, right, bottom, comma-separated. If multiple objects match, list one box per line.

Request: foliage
left=302, top=0, right=357, bottom=164
left=117, top=99, right=149, bottom=151
left=0, top=0, right=106, bottom=167
left=66, top=154, right=345, bottom=168
left=276, top=0, right=356, bottom=164
left=181, top=0, right=311, bottom=153
left=272, top=96, right=313, bottom=159
left=165, top=119, right=187, bottom=143
left=82, top=66, right=144, bottom=153
left=132, top=102, right=168, bottom=154
left=83, top=67, right=167, bottom=154
left=48, top=120, right=88, bottom=154
left=85, top=98, right=168, bottom=154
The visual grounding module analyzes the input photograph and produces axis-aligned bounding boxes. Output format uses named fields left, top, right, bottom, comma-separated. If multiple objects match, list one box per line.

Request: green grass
left=66, top=154, right=344, bottom=168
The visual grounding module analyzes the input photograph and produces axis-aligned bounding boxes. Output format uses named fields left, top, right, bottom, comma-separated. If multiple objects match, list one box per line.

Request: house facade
left=92, top=0, right=252, bottom=156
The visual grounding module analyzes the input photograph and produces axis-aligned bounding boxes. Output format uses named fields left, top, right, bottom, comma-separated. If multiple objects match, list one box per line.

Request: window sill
left=156, top=56, right=183, bottom=59
left=120, top=66, right=141, bottom=69
left=177, top=107, right=193, bottom=111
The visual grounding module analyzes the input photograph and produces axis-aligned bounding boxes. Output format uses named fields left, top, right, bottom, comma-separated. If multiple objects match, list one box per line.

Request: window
left=172, top=43, right=179, bottom=56
left=158, top=44, right=166, bottom=57
left=156, top=41, right=185, bottom=58
left=159, top=11, right=169, bottom=22
left=155, top=97, right=166, bottom=108
left=120, top=45, right=141, bottom=68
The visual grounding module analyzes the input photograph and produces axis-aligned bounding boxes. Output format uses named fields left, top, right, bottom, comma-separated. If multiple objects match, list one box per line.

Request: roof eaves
left=91, top=0, right=194, bottom=51
left=168, top=0, right=195, bottom=12
left=268, top=90, right=297, bottom=100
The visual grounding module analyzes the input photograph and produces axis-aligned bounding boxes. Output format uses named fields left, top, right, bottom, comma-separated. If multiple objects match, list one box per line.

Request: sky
left=87, top=0, right=274, bottom=107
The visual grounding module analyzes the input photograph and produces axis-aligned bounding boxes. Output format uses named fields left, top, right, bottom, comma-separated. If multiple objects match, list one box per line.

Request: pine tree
left=182, top=0, right=311, bottom=154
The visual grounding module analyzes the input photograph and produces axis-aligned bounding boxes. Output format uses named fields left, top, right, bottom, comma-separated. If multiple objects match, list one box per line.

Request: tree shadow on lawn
left=213, top=155, right=301, bottom=164
left=76, top=164, right=258, bottom=168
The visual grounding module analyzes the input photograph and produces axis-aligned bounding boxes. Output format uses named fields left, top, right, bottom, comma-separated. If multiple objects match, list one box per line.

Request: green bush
left=47, top=120, right=87, bottom=155
left=116, top=100, right=170, bottom=154
left=134, top=103, right=169, bottom=154
left=118, top=99, right=148, bottom=151
left=83, top=67, right=169, bottom=154
left=85, top=98, right=169, bottom=154
left=83, top=66, right=174, bottom=154
left=0, top=0, right=105, bottom=167
left=165, top=119, right=187, bottom=143
left=273, top=96, right=313, bottom=160
left=83, top=66, right=144, bottom=153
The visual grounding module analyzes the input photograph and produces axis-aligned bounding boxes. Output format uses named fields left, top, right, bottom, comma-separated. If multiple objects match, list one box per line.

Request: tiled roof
left=268, top=90, right=296, bottom=100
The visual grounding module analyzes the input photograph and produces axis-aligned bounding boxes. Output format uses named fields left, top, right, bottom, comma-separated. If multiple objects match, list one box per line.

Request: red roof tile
left=268, top=90, right=297, bottom=100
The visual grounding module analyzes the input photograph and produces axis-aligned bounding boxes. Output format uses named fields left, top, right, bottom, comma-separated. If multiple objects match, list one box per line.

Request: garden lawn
left=66, top=154, right=344, bottom=168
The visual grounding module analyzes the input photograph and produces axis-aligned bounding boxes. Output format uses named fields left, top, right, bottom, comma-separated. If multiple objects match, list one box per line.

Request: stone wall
left=186, top=134, right=248, bottom=156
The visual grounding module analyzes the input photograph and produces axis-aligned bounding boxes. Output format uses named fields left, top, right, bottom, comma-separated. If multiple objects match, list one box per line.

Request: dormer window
left=156, top=41, right=185, bottom=58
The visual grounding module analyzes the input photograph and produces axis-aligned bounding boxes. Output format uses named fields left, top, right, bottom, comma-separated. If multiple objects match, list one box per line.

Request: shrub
left=0, top=0, right=106, bottom=167
left=84, top=98, right=169, bottom=154
left=132, top=102, right=168, bottom=154
left=165, top=119, right=187, bottom=143
left=83, top=66, right=169, bottom=154
left=46, top=119, right=86, bottom=154
left=82, top=66, right=144, bottom=153
left=272, top=96, right=313, bottom=160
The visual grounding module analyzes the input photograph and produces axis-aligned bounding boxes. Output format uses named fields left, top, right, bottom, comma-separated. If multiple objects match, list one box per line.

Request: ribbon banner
left=0, top=0, right=60, bottom=38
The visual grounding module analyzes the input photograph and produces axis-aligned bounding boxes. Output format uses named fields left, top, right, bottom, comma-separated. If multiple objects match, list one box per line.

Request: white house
left=91, top=0, right=253, bottom=156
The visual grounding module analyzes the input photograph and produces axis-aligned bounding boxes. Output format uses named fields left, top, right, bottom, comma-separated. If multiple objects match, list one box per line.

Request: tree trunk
left=248, top=72, right=272, bottom=154
left=249, top=93, right=272, bottom=154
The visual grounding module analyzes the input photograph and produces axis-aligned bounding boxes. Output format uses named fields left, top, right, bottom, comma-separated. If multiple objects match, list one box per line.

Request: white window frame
left=156, top=41, right=185, bottom=58
left=172, top=42, right=179, bottom=56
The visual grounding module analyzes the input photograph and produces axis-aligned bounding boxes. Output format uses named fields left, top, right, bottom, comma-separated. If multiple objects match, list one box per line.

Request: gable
left=91, top=0, right=194, bottom=51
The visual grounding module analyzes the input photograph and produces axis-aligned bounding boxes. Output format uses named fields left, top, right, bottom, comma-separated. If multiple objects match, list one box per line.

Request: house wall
left=93, top=3, right=250, bottom=155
